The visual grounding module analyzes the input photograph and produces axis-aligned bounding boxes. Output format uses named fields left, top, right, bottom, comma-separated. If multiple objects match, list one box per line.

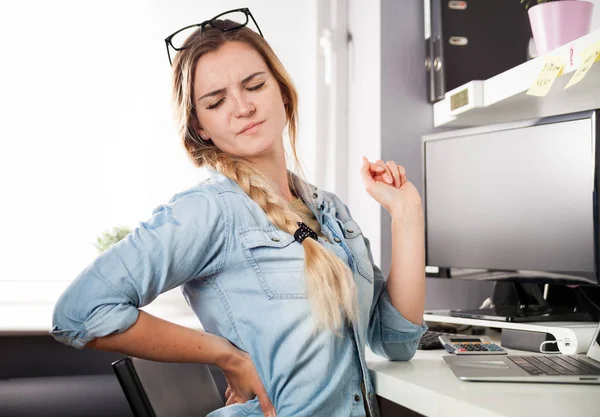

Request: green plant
left=94, top=225, right=133, bottom=253
left=521, top=0, right=562, bottom=10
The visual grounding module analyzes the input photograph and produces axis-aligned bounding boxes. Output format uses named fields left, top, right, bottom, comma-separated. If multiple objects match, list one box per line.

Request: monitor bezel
left=421, top=110, right=599, bottom=286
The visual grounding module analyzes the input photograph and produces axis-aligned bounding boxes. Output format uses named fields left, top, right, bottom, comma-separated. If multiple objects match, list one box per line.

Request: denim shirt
left=51, top=169, right=427, bottom=417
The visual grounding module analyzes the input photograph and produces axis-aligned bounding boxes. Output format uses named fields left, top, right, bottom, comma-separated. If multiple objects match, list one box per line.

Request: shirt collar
left=204, top=166, right=328, bottom=221
left=288, top=170, right=327, bottom=223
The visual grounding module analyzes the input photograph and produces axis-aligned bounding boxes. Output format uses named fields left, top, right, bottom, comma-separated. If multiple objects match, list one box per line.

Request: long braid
left=215, top=154, right=298, bottom=231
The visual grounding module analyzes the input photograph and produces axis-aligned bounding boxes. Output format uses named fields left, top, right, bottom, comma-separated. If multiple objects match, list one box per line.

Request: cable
left=479, top=297, right=494, bottom=309
left=578, top=287, right=600, bottom=312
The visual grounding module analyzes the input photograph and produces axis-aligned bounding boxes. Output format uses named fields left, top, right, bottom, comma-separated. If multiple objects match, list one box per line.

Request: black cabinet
left=426, top=0, right=532, bottom=102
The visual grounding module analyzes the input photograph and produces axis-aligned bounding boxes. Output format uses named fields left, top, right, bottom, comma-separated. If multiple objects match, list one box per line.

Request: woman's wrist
left=210, top=334, right=244, bottom=371
left=390, top=203, right=424, bottom=225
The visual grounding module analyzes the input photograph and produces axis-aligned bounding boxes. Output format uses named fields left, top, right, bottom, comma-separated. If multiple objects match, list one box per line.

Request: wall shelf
left=433, top=29, right=600, bottom=128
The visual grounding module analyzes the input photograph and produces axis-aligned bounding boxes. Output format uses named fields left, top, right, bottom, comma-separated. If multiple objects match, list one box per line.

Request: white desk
left=5, top=305, right=599, bottom=417
left=366, top=348, right=599, bottom=417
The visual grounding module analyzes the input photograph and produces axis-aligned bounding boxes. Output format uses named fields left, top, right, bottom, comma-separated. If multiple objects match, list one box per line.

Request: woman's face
left=192, top=41, right=288, bottom=161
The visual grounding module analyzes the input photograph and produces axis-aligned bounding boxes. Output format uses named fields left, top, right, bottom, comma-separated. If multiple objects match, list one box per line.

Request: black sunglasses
left=164, top=7, right=264, bottom=66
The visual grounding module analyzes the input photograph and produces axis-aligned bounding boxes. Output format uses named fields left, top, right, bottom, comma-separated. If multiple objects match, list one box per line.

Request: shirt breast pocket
left=239, top=227, right=307, bottom=299
left=340, top=219, right=374, bottom=283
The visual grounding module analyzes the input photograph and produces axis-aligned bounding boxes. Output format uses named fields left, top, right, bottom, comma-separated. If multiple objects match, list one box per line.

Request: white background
left=0, top=0, right=321, bottom=306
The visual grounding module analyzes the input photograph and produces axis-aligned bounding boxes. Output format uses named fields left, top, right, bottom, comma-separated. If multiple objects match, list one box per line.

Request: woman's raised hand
left=359, top=156, right=423, bottom=218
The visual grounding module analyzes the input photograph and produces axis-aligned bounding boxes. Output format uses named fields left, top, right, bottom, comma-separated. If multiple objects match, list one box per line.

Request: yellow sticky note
left=527, top=56, right=564, bottom=97
left=565, top=40, right=600, bottom=89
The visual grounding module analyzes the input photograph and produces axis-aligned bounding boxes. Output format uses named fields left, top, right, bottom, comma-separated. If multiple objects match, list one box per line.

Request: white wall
left=347, top=0, right=382, bottom=266
left=592, top=0, right=600, bottom=31
left=0, top=0, right=317, bottom=305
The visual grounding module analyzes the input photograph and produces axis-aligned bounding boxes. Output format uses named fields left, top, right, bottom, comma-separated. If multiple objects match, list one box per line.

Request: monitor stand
left=448, top=282, right=596, bottom=323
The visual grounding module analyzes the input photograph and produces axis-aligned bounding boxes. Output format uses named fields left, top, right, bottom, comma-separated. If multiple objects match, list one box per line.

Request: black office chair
left=112, top=357, right=226, bottom=417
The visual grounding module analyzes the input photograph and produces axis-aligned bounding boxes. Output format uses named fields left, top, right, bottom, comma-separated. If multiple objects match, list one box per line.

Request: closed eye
left=247, top=82, right=265, bottom=91
left=206, top=82, right=265, bottom=110
left=207, top=98, right=224, bottom=110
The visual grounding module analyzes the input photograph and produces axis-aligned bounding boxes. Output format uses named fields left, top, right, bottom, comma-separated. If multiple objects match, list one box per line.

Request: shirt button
left=354, top=394, right=361, bottom=402
left=346, top=229, right=354, bottom=234
left=271, top=237, right=280, bottom=242
left=313, top=193, right=318, bottom=198
left=334, top=237, right=341, bottom=243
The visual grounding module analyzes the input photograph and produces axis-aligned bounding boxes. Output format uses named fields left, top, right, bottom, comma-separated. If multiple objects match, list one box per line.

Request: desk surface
left=366, top=348, right=599, bottom=417
left=5, top=305, right=599, bottom=417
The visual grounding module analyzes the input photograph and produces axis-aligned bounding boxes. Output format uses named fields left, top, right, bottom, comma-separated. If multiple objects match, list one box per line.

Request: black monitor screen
left=424, top=114, right=597, bottom=284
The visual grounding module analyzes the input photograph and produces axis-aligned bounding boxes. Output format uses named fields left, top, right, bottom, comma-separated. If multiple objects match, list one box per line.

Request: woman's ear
left=191, top=117, right=209, bottom=141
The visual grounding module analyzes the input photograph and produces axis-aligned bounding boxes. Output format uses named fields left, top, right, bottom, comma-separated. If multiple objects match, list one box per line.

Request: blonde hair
left=171, top=22, right=356, bottom=331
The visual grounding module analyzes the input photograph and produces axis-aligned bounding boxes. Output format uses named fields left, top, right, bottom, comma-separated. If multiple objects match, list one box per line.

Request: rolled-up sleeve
left=364, top=237, right=428, bottom=361
left=51, top=186, right=229, bottom=349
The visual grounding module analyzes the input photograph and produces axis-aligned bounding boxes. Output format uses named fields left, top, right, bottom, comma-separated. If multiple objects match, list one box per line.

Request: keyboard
left=508, top=355, right=600, bottom=376
left=418, top=330, right=471, bottom=350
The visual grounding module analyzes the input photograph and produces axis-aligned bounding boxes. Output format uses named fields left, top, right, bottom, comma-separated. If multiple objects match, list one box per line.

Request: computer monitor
left=422, top=110, right=600, bottom=322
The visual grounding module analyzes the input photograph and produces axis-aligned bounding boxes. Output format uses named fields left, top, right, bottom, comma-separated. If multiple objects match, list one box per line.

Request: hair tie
left=294, top=222, right=318, bottom=243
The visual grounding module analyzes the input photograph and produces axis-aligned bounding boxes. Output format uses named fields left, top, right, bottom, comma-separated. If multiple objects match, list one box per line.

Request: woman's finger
left=365, top=158, right=387, bottom=183
left=225, top=385, right=232, bottom=398
left=397, top=164, right=407, bottom=186
left=226, top=394, right=236, bottom=406
left=385, top=160, right=401, bottom=188
left=360, top=157, right=377, bottom=187
left=368, top=160, right=385, bottom=174
left=376, top=159, right=393, bottom=184
left=255, top=383, right=277, bottom=417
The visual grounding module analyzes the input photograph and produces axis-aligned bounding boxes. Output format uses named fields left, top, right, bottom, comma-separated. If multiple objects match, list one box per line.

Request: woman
left=51, top=8, right=426, bottom=417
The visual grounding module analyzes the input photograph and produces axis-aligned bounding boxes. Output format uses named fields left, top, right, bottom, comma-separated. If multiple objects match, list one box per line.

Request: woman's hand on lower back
left=219, top=341, right=276, bottom=417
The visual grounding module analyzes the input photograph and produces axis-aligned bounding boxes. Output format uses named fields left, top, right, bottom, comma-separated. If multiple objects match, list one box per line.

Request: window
left=0, top=0, right=318, bottom=326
